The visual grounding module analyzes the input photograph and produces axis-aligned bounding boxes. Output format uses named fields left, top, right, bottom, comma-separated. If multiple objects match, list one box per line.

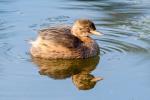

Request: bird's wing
left=38, top=26, right=83, bottom=49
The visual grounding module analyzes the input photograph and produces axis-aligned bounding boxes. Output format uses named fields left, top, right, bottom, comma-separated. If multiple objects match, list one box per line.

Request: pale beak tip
left=91, top=77, right=103, bottom=82
left=90, top=30, right=103, bottom=36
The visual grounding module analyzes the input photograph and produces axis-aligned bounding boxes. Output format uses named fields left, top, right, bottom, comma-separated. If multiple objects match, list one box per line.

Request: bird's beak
left=90, top=30, right=103, bottom=36
left=91, top=77, right=103, bottom=82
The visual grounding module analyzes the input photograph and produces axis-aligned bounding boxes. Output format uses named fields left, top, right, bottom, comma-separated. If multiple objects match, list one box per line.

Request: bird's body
left=30, top=19, right=102, bottom=59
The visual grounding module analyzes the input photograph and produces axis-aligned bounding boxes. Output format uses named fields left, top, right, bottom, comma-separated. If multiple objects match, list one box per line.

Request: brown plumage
left=30, top=19, right=102, bottom=59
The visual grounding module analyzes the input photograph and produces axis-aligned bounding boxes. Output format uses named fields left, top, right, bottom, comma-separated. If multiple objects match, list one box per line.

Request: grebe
left=30, top=19, right=102, bottom=59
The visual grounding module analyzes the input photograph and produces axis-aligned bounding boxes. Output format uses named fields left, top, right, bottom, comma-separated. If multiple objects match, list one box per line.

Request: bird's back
left=39, top=26, right=82, bottom=48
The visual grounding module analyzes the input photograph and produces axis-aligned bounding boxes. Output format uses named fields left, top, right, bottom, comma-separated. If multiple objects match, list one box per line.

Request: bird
left=30, top=19, right=102, bottom=59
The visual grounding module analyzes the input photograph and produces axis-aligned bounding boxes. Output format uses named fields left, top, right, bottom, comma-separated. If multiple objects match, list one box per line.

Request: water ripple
left=0, top=42, right=13, bottom=63
left=29, top=16, right=70, bottom=30
left=97, top=37, right=148, bottom=55
left=0, top=20, right=15, bottom=39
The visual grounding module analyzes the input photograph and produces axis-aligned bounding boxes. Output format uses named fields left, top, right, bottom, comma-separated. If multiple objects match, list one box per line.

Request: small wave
left=0, top=41, right=30, bottom=64
left=96, top=14, right=150, bottom=55
left=96, top=37, right=148, bottom=55
left=29, top=16, right=70, bottom=30
left=0, top=42, right=13, bottom=63
left=0, top=20, right=16, bottom=40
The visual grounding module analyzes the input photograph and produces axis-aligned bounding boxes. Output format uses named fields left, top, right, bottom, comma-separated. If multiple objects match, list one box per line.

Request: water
left=0, top=0, right=150, bottom=99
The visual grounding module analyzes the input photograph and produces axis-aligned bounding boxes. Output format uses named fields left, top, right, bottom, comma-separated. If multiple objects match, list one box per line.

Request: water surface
left=0, top=0, right=150, bottom=100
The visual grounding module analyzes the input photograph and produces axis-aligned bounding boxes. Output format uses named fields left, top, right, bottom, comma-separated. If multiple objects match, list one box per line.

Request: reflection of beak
left=90, top=30, right=103, bottom=36
left=91, top=77, right=103, bottom=82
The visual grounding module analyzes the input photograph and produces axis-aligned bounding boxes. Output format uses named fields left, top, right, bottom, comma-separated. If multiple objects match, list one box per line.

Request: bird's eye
left=79, top=28, right=82, bottom=30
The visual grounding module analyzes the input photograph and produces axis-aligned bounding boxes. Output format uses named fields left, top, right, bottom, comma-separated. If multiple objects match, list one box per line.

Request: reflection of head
left=72, top=72, right=103, bottom=90
left=31, top=56, right=99, bottom=79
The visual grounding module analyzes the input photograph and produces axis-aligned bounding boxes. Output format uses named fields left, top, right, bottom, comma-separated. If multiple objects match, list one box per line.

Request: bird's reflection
left=31, top=56, right=103, bottom=90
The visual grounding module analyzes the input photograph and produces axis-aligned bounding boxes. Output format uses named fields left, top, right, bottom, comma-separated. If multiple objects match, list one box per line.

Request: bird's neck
left=78, top=36, right=94, bottom=44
